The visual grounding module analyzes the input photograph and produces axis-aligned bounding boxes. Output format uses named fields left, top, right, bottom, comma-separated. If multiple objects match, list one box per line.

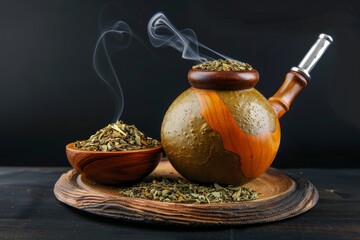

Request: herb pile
left=193, top=59, right=253, bottom=71
left=119, top=178, right=259, bottom=203
left=75, top=120, right=159, bottom=151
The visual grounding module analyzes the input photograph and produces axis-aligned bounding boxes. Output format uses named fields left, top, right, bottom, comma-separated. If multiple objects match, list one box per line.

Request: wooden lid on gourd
left=188, top=60, right=259, bottom=90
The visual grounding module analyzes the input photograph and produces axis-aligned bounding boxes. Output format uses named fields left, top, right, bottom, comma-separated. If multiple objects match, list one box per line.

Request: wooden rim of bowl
left=66, top=142, right=163, bottom=154
left=188, top=68, right=259, bottom=90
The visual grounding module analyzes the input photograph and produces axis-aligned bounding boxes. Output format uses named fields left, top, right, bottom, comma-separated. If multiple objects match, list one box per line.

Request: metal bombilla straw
left=291, top=34, right=333, bottom=80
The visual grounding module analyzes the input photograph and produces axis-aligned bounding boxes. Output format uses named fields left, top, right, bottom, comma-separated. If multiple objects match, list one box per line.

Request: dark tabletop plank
left=0, top=167, right=359, bottom=240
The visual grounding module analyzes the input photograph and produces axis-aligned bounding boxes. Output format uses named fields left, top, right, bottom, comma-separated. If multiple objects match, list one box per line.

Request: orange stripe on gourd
left=192, top=88, right=280, bottom=178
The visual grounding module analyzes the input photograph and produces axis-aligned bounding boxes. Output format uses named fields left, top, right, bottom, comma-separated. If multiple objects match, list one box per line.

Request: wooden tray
left=54, top=160, right=318, bottom=226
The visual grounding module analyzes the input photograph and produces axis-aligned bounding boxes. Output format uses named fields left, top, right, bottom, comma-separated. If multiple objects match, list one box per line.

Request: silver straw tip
left=319, top=33, right=333, bottom=43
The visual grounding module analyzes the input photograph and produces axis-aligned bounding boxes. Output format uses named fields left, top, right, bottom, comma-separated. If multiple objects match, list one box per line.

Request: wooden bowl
left=66, top=142, right=163, bottom=185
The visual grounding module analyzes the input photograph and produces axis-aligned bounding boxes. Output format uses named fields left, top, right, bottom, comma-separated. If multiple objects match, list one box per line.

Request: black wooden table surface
left=0, top=167, right=359, bottom=240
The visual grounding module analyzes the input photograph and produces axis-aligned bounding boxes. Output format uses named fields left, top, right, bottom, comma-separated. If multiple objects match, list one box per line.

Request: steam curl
left=147, top=12, right=232, bottom=63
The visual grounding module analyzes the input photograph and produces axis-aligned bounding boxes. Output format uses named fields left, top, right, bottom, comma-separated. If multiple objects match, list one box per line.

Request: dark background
left=0, top=0, right=359, bottom=167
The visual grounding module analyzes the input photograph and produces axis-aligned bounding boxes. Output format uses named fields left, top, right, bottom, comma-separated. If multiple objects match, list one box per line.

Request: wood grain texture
left=66, top=143, right=163, bottom=185
left=54, top=160, right=318, bottom=226
left=188, top=69, right=259, bottom=90
left=192, top=88, right=280, bottom=178
left=268, top=71, right=308, bottom=119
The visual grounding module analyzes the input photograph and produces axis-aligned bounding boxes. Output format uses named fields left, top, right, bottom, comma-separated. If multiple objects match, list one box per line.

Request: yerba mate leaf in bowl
left=75, top=120, right=159, bottom=151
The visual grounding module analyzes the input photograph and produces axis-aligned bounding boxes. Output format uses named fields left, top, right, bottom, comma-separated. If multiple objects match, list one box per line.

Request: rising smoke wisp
left=147, top=12, right=233, bottom=63
left=93, top=21, right=133, bottom=122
